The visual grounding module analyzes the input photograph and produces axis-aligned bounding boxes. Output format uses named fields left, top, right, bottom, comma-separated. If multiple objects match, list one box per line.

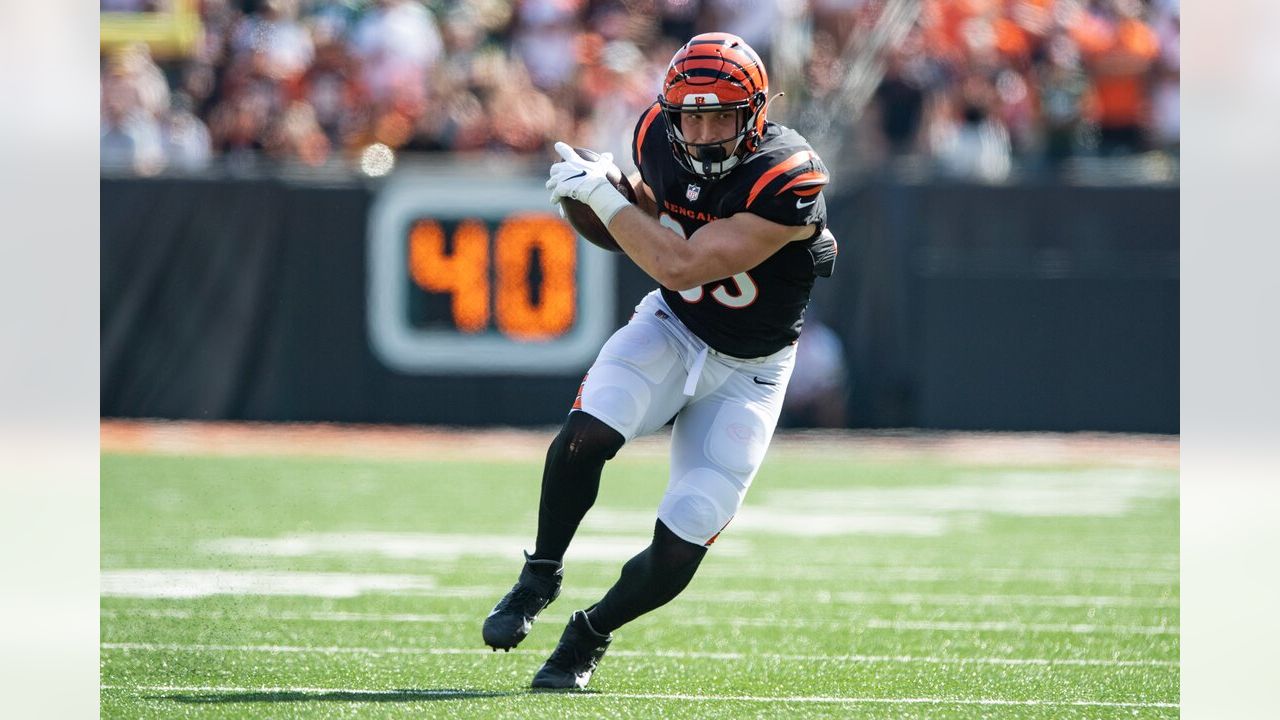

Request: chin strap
left=699, top=144, right=728, bottom=176
left=695, top=153, right=741, bottom=178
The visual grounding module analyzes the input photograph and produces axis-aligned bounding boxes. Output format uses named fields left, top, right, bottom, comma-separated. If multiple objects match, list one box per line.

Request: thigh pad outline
left=704, top=403, right=772, bottom=477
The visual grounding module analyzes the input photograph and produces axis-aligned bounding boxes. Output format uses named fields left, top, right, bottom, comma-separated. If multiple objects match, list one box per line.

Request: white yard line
left=108, top=551, right=1181, bottom=572
left=826, top=591, right=1178, bottom=608
left=424, top=585, right=1179, bottom=608
left=669, top=617, right=1179, bottom=634
left=99, top=642, right=1178, bottom=667
left=693, top=566, right=1179, bottom=584
left=785, top=555, right=1180, bottom=572
left=99, top=583, right=1178, bottom=608
left=98, top=683, right=1178, bottom=708
left=99, top=589, right=1177, bottom=617
left=97, top=569, right=1178, bottom=609
left=102, top=608, right=1180, bottom=634
left=861, top=619, right=1178, bottom=636
left=102, top=609, right=472, bottom=623
left=98, top=569, right=438, bottom=599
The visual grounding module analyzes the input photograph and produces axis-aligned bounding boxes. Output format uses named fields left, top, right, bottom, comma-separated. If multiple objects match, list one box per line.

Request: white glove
left=545, top=141, right=631, bottom=226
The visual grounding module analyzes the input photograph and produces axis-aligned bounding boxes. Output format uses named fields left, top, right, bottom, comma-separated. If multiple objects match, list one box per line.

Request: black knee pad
left=551, top=411, right=625, bottom=467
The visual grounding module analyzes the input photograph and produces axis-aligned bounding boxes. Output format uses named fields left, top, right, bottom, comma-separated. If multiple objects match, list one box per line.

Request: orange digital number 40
left=408, top=213, right=577, bottom=340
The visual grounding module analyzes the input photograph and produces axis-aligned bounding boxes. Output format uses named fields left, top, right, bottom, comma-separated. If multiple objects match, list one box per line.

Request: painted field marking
left=692, top=565, right=1179, bottom=584
left=424, top=585, right=1179, bottom=609
left=823, top=591, right=1178, bottom=608
left=193, top=531, right=1179, bottom=583
left=101, top=609, right=471, bottom=623
left=102, top=608, right=1180, bottom=635
left=99, top=683, right=1178, bottom=709
left=785, top=554, right=1180, bottom=572
left=99, top=642, right=1178, bottom=667
left=861, top=619, right=1177, bottom=636
left=112, top=548, right=1181, bottom=572
left=201, top=532, right=740, bottom=562
left=99, top=569, right=437, bottom=599
left=99, top=586, right=1177, bottom=607
left=100, top=570, right=1178, bottom=607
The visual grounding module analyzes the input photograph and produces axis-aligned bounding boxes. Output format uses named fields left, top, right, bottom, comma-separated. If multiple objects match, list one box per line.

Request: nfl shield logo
left=686, top=184, right=701, bottom=202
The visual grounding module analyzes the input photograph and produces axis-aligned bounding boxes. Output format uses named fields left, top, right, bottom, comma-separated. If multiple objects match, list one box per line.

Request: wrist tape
left=585, top=183, right=631, bottom=227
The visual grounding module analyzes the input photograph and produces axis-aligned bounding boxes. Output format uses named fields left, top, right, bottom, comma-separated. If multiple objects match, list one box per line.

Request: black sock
left=531, top=411, right=625, bottom=563
left=586, top=519, right=707, bottom=635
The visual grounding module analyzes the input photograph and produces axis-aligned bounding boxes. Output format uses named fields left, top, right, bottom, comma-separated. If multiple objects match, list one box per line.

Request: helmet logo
left=686, top=184, right=702, bottom=201
left=683, top=93, right=721, bottom=107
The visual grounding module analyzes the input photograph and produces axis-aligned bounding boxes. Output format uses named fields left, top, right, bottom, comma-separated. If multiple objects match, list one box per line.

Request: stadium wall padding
left=819, top=182, right=1179, bottom=433
left=101, top=174, right=1178, bottom=432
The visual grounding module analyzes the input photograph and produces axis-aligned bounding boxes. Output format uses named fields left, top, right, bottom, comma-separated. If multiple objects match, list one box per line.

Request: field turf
left=101, top=429, right=1178, bottom=718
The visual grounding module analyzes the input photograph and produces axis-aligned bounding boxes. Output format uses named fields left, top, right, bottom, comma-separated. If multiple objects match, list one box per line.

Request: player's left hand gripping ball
left=547, top=142, right=618, bottom=204
left=547, top=142, right=636, bottom=252
left=545, top=142, right=634, bottom=225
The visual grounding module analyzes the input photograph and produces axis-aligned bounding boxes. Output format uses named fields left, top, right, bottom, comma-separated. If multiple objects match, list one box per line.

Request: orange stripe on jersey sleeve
left=635, top=104, right=662, bottom=164
left=745, top=150, right=814, bottom=208
left=775, top=170, right=829, bottom=196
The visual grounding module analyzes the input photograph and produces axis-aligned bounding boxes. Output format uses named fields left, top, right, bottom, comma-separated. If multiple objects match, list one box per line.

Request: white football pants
left=575, top=290, right=796, bottom=546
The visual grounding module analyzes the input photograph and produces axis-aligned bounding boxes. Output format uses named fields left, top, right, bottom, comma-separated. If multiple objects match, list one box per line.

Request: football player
left=483, top=32, right=837, bottom=689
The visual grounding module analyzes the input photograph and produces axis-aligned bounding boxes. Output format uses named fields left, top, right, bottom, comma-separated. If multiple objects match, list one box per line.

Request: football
left=558, top=147, right=637, bottom=253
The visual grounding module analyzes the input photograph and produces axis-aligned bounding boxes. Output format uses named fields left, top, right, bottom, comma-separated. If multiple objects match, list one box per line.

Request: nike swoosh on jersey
left=795, top=197, right=817, bottom=208
left=752, top=376, right=778, bottom=386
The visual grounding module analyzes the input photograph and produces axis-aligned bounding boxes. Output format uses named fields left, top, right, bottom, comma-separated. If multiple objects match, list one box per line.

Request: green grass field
left=101, top=430, right=1178, bottom=718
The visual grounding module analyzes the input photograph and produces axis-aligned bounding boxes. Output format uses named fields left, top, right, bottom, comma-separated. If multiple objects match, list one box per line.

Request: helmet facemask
left=659, top=97, right=764, bottom=181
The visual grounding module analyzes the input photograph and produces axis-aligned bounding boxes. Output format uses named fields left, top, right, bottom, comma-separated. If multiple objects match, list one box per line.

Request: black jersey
left=631, top=102, right=836, bottom=358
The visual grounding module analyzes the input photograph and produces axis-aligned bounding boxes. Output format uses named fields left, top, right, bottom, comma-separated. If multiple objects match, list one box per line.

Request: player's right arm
left=605, top=204, right=813, bottom=291
left=547, top=142, right=818, bottom=291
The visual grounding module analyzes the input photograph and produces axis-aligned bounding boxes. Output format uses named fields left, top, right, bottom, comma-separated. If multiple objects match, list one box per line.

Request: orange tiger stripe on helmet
left=665, top=33, right=767, bottom=101
left=665, top=68, right=751, bottom=101
left=681, top=46, right=760, bottom=72
left=745, top=150, right=815, bottom=208
left=688, top=33, right=764, bottom=68
left=716, top=50, right=766, bottom=92
left=670, top=60, right=750, bottom=88
left=671, top=54, right=763, bottom=96
left=676, top=55, right=751, bottom=76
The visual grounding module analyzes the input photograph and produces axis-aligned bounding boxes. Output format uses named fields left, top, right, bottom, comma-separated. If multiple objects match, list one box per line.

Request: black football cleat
left=531, top=610, right=612, bottom=690
left=482, top=551, right=563, bottom=651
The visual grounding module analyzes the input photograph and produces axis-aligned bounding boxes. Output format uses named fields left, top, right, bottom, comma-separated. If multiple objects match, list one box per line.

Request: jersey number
left=660, top=212, right=759, bottom=309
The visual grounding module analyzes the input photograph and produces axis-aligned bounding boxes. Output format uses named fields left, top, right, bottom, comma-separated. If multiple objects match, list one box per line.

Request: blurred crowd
left=101, top=0, right=1180, bottom=180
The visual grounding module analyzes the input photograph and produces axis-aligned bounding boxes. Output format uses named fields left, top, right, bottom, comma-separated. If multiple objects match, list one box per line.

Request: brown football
left=557, top=147, right=637, bottom=253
